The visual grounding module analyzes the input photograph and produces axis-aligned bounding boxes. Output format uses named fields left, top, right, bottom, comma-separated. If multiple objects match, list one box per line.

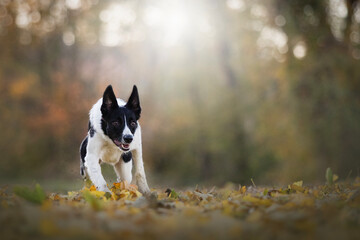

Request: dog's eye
left=130, top=121, right=137, bottom=127
left=112, top=121, right=120, bottom=127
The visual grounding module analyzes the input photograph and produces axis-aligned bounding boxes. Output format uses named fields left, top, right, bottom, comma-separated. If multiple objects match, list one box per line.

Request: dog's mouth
left=113, top=140, right=130, bottom=151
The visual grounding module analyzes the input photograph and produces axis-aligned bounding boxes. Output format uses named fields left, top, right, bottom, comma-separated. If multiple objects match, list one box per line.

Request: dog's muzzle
left=113, top=139, right=131, bottom=151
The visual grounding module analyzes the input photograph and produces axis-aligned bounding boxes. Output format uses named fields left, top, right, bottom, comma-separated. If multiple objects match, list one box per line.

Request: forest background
left=0, top=0, right=359, bottom=189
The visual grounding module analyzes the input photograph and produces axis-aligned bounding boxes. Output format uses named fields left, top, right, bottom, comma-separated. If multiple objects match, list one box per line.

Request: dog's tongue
left=114, top=139, right=122, bottom=146
left=114, top=140, right=129, bottom=150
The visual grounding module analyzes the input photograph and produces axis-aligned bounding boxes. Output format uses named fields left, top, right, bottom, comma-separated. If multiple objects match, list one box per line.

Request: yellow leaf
left=293, top=181, right=303, bottom=187
left=119, top=190, right=130, bottom=199
left=112, top=182, right=122, bottom=190
left=222, top=200, right=234, bottom=215
left=82, top=190, right=103, bottom=211
left=242, top=195, right=272, bottom=206
left=290, top=184, right=305, bottom=193
left=333, top=174, right=339, bottom=182
left=67, top=191, right=77, bottom=197
left=129, top=189, right=142, bottom=198
left=89, top=190, right=106, bottom=198
left=289, top=181, right=305, bottom=193
left=113, top=181, right=130, bottom=190
left=111, top=181, right=142, bottom=199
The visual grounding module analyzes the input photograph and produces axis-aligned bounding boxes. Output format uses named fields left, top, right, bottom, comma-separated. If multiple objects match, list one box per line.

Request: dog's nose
left=123, top=135, right=133, bottom=143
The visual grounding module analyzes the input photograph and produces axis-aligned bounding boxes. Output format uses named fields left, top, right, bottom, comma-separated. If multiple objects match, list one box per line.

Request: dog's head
left=100, top=85, right=141, bottom=151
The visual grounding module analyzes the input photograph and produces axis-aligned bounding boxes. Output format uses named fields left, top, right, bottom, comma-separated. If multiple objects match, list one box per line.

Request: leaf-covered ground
left=1, top=179, right=360, bottom=240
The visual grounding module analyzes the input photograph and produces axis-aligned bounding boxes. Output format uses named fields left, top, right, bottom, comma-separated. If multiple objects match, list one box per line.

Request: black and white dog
left=80, top=85, right=150, bottom=194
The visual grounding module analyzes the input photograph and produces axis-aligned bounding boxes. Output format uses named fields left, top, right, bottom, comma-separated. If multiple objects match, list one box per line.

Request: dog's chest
left=99, top=142, right=123, bottom=165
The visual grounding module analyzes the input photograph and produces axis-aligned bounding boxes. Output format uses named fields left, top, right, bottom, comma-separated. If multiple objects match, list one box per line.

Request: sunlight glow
left=143, top=2, right=191, bottom=46
left=226, top=0, right=246, bottom=11
left=144, top=7, right=162, bottom=26
left=293, top=41, right=307, bottom=59
left=99, top=0, right=209, bottom=47
left=328, top=0, right=349, bottom=40
left=257, top=26, right=288, bottom=60
left=162, top=9, right=190, bottom=46
left=65, top=0, right=81, bottom=10
left=63, top=31, right=75, bottom=46
left=99, top=3, right=136, bottom=46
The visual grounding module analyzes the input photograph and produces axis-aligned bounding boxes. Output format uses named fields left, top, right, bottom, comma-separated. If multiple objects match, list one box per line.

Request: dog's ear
left=101, top=85, right=119, bottom=116
left=126, top=85, right=141, bottom=120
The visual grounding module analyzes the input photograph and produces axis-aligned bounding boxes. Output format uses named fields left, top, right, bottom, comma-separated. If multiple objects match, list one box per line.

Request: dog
left=80, top=85, right=150, bottom=194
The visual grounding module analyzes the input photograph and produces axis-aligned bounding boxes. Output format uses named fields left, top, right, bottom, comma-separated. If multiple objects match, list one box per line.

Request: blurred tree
left=0, top=0, right=359, bottom=185
left=270, top=0, right=360, bottom=179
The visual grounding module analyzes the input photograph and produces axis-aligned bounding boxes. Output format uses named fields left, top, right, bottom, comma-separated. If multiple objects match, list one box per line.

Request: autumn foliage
left=0, top=175, right=358, bottom=240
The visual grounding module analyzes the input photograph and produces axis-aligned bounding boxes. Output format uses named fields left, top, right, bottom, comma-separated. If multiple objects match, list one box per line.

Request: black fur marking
left=80, top=136, right=88, bottom=177
left=89, top=121, right=96, bottom=137
left=101, top=85, right=119, bottom=116
left=101, top=118, right=108, bottom=136
left=125, top=85, right=141, bottom=120
left=122, top=152, right=132, bottom=163
left=99, top=86, right=140, bottom=146
left=100, top=107, right=138, bottom=140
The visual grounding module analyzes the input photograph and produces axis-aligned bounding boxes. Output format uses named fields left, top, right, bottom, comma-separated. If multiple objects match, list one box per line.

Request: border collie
left=80, top=85, right=150, bottom=194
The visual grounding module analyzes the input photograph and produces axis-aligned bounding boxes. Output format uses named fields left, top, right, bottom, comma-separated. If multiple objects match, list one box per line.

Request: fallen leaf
left=13, top=184, right=46, bottom=205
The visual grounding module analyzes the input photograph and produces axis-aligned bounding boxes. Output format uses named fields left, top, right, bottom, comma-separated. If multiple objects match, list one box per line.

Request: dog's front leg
left=114, top=159, right=132, bottom=183
left=132, top=148, right=150, bottom=194
left=84, top=154, right=109, bottom=192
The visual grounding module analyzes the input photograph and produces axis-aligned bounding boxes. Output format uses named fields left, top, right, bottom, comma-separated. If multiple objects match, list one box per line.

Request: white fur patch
left=123, top=116, right=133, bottom=137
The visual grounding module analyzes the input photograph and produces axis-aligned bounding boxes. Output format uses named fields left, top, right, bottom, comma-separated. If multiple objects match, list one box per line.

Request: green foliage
left=326, top=168, right=334, bottom=185
left=82, top=190, right=103, bottom=211
left=326, top=168, right=339, bottom=186
left=13, top=184, right=46, bottom=204
left=165, top=188, right=179, bottom=199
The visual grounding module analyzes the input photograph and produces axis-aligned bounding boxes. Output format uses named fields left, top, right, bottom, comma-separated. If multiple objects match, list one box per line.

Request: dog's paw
left=139, top=185, right=151, bottom=195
